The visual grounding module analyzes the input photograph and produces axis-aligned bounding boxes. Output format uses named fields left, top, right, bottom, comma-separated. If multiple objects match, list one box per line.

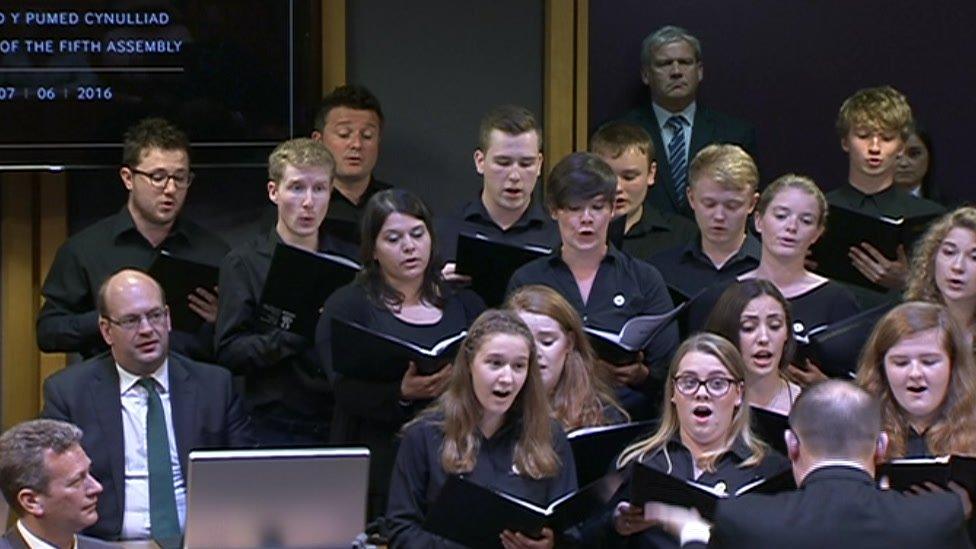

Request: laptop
left=182, top=447, right=370, bottom=549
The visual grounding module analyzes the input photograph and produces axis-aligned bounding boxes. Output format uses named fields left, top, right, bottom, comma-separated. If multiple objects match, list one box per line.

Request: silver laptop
left=183, top=447, right=370, bottom=549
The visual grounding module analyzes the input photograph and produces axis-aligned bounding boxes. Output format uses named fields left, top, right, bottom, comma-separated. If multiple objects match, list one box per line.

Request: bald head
left=96, top=269, right=170, bottom=375
left=789, top=380, right=881, bottom=460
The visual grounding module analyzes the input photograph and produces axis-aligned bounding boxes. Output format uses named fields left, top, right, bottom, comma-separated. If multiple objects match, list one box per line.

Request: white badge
left=793, top=321, right=805, bottom=334
left=613, top=294, right=626, bottom=307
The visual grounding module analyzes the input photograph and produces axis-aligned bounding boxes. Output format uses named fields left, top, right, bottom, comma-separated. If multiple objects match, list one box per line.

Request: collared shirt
left=652, top=101, right=697, bottom=161
left=323, top=178, right=393, bottom=246
left=649, top=234, right=761, bottom=300
left=37, top=207, right=229, bottom=361
left=620, top=207, right=699, bottom=262
left=507, top=245, right=678, bottom=372
left=16, top=520, right=77, bottom=549
left=215, top=227, right=346, bottom=422
left=116, top=360, right=186, bottom=540
left=826, top=183, right=945, bottom=219
left=435, top=197, right=560, bottom=262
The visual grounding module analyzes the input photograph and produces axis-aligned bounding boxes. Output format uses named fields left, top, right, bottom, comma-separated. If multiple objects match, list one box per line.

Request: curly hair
left=856, top=301, right=976, bottom=458
left=504, top=285, right=628, bottom=430
left=905, top=207, right=976, bottom=325
left=836, top=85, right=913, bottom=140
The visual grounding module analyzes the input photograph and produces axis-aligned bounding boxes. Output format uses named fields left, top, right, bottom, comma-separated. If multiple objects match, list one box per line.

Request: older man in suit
left=0, top=419, right=114, bottom=549
left=41, top=269, right=254, bottom=541
left=623, top=25, right=757, bottom=219
left=643, top=380, right=972, bottom=548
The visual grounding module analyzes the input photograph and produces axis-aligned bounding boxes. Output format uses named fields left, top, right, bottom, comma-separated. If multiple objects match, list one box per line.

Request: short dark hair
left=477, top=105, right=541, bottom=152
left=705, top=279, right=797, bottom=372
left=96, top=269, right=167, bottom=318
left=357, top=189, right=446, bottom=310
left=313, top=84, right=385, bottom=132
left=789, top=380, right=881, bottom=459
left=544, top=152, right=616, bottom=212
left=590, top=120, right=655, bottom=166
left=0, top=419, right=83, bottom=514
left=122, top=117, right=190, bottom=167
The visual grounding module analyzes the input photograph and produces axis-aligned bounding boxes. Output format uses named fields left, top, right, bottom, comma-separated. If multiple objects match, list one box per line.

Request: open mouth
left=492, top=388, right=512, bottom=399
left=503, top=188, right=523, bottom=198
left=906, top=386, right=927, bottom=394
left=692, top=405, right=713, bottom=419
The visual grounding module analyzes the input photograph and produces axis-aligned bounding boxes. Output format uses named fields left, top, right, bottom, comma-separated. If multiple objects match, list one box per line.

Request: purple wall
left=589, top=0, right=976, bottom=203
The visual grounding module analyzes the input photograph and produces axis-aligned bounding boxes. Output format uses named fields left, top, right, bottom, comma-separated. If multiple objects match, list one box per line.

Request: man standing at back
left=41, top=269, right=253, bottom=541
left=623, top=25, right=756, bottom=219
left=0, top=419, right=113, bottom=549
left=645, top=380, right=972, bottom=548
left=37, top=117, right=228, bottom=362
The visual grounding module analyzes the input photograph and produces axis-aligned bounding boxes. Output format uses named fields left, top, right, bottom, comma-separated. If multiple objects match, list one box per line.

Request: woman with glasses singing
left=606, top=333, right=789, bottom=546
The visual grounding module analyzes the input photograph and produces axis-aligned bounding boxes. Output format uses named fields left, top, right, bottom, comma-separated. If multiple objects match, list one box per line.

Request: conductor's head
left=786, top=380, right=887, bottom=484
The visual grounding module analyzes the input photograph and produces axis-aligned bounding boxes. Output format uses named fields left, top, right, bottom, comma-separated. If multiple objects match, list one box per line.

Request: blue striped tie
left=666, top=115, right=688, bottom=207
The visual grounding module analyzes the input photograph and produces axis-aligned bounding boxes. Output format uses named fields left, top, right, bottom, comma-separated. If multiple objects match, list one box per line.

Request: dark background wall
left=589, top=0, right=976, bottom=204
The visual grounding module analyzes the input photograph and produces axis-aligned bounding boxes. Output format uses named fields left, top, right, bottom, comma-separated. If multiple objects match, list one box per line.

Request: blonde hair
left=688, top=144, right=759, bottom=194
left=268, top=137, right=336, bottom=183
left=616, top=333, right=768, bottom=473
left=505, top=285, right=629, bottom=431
left=836, top=85, right=913, bottom=140
left=756, top=173, right=828, bottom=228
left=856, top=302, right=976, bottom=458
left=906, top=207, right=976, bottom=325
left=407, top=310, right=561, bottom=479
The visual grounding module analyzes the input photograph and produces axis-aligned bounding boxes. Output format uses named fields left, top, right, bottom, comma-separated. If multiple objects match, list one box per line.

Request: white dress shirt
left=16, top=520, right=76, bottom=549
left=116, top=360, right=187, bottom=540
left=652, top=101, right=697, bottom=162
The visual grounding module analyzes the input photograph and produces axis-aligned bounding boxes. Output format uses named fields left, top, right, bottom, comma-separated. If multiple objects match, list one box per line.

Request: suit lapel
left=91, top=359, right=125, bottom=518
left=689, top=107, right=715, bottom=161
left=3, top=526, right=30, bottom=549
left=168, top=355, right=195, bottom=475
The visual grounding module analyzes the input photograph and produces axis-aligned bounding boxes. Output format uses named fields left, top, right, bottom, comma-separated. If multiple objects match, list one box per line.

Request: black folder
left=877, top=455, right=976, bottom=495
left=792, top=301, right=896, bottom=379
left=423, top=472, right=625, bottom=546
left=568, top=420, right=655, bottom=487
left=630, top=463, right=795, bottom=520
left=584, top=304, right=686, bottom=365
left=147, top=251, right=220, bottom=332
left=454, top=233, right=551, bottom=306
left=811, top=204, right=939, bottom=290
left=257, top=244, right=360, bottom=339
left=330, top=318, right=466, bottom=382
left=750, top=407, right=790, bottom=456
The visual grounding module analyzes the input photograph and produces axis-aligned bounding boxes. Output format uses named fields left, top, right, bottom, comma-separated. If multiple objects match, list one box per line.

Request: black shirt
left=214, top=227, right=353, bottom=422
left=827, top=183, right=946, bottom=218
left=609, top=437, right=790, bottom=548
left=649, top=234, right=761, bottom=300
left=621, top=207, right=699, bottom=262
left=905, top=428, right=931, bottom=458
left=788, top=280, right=861, bottom=340
left=386, top=415, right=578, bottom=548
left=37, top=207, right=229, bottom=361
left=316, top=282, right=485, bottom=519
left=436, top=197, right=560, bottom=262
left=323, top=177, right=393, bottom=247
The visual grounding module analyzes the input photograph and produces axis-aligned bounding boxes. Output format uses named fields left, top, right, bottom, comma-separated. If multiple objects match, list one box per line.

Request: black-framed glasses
left=128, top=167, right=195, bottom=189
left=673, top=375, right=740, bottom=397
left=102, top=307, right=168, bottom=331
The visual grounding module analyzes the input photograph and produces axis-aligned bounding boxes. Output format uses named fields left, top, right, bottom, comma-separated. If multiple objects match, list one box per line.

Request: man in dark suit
left=622, top=25, right=756, bottom=219
left=644, top=380, right=972, bottom=548
left=0, top=419, right=114, bottom=549
left=41, top=269, right=254, bottom=541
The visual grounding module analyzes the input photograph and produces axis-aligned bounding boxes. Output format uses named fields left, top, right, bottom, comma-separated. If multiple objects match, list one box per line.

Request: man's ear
left=747, top=191, right=759, bottom=214
left=267, top=180, right=279, bottom=204
left=647, top=161, right=657, bottom=188
left=640, top=66, right=651, bottom=86
left=98, top=317, right=113, bottom=347
left=785, top=429, right=800, bottom=462
left=875, top=431, right=889, bottom=463
left=840, top=136, right=850, bottom=153
left=473, top=149, right=486, bottom=175
left=311, top=130, right=323, bottom=141
left=17, top=488, right=43, bottom=517
left=120, top=166, right=134, bottom=192
left=534, top=152, right=544, bottom=178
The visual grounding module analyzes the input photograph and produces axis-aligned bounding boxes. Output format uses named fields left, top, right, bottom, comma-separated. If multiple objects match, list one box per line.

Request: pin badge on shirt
left=613, top=294, right=626, bottom=307
left=793, top=321, right=805, bottom=334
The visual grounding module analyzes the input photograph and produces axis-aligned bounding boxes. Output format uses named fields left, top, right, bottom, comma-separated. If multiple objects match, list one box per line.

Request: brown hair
left=856, top=301, right=976, bottom=458
left=268, top=137, right=336, bottom=183
left=836, top=85, right=913, bottom=140
left=478, top=105, right=541, bottom=152
left=408, top=310, right=561, bottom=479
left=688, top=144, right=759, bottom=193
left=906, top=207, right=976, bottom=326
left=705, top=279, right=797, bottom=374
left=755, top=173, right=828, bottom=228
left=589, top=121, right=656, bottom=167
left=0, top=419, right=84, bottom=514
left=616, top=333, right=767, bottom=473
left=122, top=117, right=189, bottom=167
left=505, top=285, right=628, bottom=430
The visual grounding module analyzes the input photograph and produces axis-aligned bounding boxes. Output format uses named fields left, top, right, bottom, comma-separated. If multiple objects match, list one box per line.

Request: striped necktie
left=137, top=378, right=181, bottom=539
left=665, top=115, right=689, bottom=207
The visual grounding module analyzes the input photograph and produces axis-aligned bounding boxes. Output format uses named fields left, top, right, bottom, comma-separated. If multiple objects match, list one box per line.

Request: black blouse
left=387, top=415, right=578, bottom=548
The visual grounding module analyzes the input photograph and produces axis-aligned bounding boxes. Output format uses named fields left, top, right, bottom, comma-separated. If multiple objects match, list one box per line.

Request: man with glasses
left=41, top=269, right=253, bottom=541
left=37, top=117, right=229, bottom=361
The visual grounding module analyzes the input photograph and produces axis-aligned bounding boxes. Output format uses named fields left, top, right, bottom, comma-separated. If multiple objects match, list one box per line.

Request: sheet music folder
left=147, top=250, right=219, bottom=332
left=330, top=318, right=466, bottom=382
left=258, top=243, right=360, bottom=339
left=455, top=233, right=550, bottom=306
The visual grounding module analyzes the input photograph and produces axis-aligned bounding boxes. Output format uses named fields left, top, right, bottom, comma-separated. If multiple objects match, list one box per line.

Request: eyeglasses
left=102, top=307, right=168, bottom=331
left=673, top=375, right=740, bottom=397
left=128, top=167, right=195, bottom=189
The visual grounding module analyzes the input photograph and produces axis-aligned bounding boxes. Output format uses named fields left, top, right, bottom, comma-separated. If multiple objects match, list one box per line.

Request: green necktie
left=137, top=378, right=181, bottom=539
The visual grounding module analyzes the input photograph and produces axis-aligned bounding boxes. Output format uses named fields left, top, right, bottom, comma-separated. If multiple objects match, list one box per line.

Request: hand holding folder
left=147, top=251, right=220, bottom=332
left=454, top=233, right=550, bottom=306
